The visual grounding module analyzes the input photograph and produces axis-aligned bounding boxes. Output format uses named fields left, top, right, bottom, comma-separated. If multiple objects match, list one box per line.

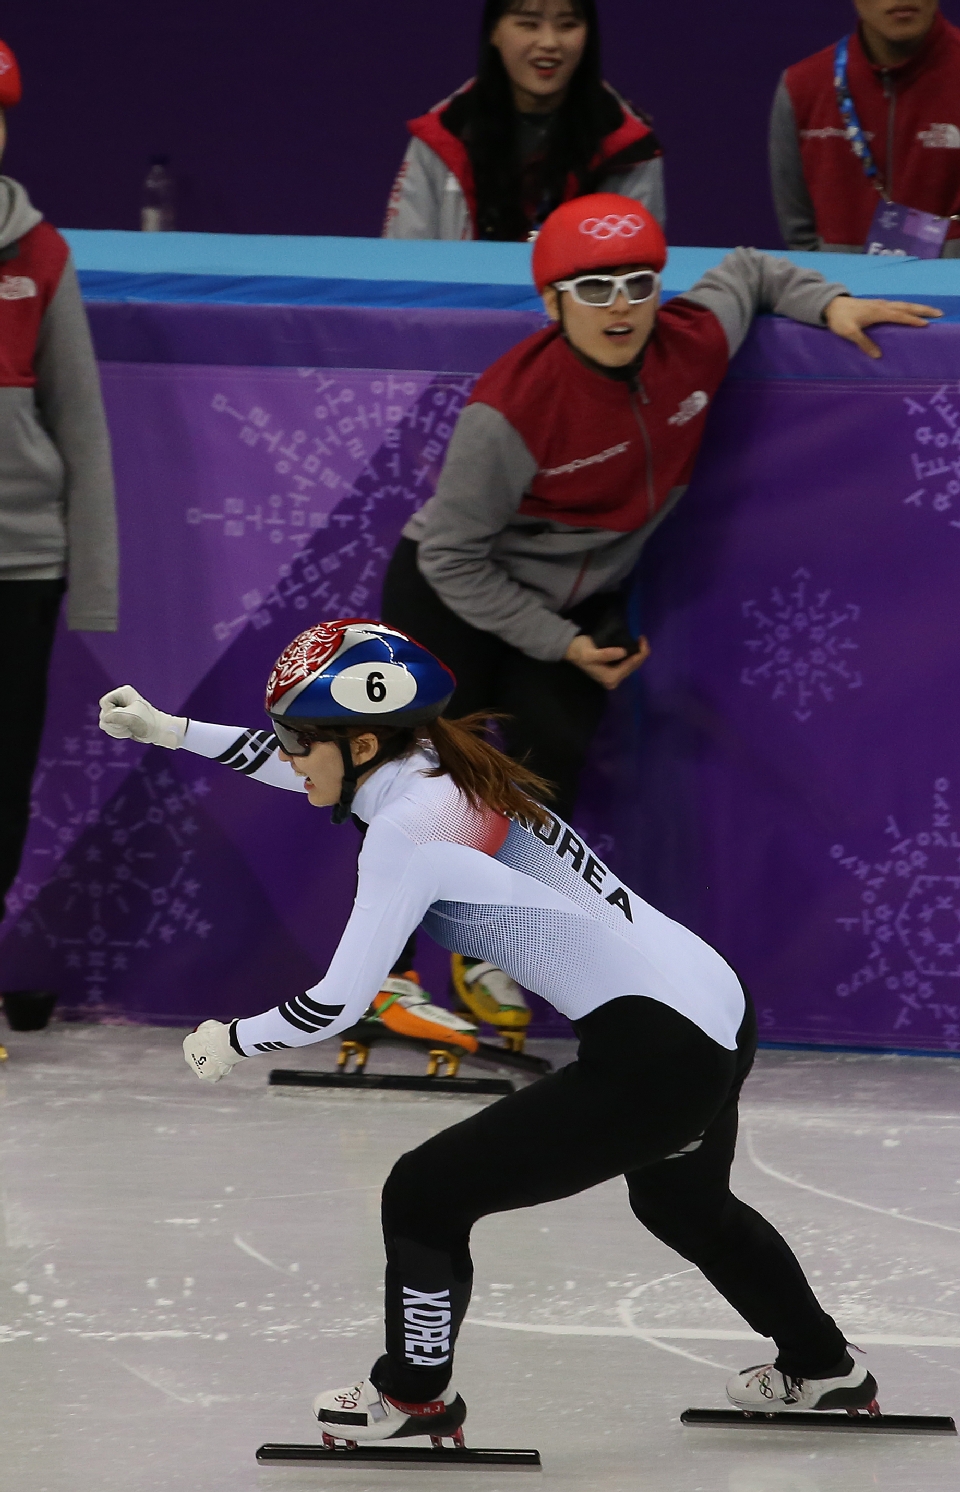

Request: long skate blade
left=256, top=1442, right=542, bottom=1468
left=269, top=1069, right=514, bottom=1097
left=343, top=1021, right=553, bottom=1078
left=682, top=1409, right=957, bottom=1435
left=474, top=1041, right=552, bottom=1076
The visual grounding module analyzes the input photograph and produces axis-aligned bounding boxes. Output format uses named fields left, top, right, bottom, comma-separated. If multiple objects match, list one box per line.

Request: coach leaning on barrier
left=770, top=0, right=960, bottom=256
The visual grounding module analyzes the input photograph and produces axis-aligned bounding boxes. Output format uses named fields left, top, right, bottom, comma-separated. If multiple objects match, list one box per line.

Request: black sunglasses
left=271, top=719, right=326, bottom=757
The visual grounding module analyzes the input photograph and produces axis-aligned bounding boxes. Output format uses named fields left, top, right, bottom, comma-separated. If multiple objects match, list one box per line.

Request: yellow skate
left=450, top=955, right=531, bottom=1052
left=371, top=971, right=480, bottom=1053
left=0, top=1044, right=7, bottom=1061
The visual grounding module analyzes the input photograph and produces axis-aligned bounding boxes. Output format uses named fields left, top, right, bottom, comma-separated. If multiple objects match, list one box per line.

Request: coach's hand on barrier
left=824, top=295, right=943, bottom=360
left=183, top=1020, right=247, bottom=1083
left=99, top=685, right=187, bottom=750
left=565, top=634, right=651, bottom=691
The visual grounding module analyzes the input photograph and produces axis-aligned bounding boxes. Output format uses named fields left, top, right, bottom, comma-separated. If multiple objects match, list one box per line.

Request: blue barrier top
left=65, top=230, right=960, bottom=316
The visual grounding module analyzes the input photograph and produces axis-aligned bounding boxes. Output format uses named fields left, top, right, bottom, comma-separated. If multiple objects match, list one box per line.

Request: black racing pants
left=0, top=580, right=65, bottom=912
left=373, top=992, right=847, bottom=1403
left=381, top=538, right=609, bottom=823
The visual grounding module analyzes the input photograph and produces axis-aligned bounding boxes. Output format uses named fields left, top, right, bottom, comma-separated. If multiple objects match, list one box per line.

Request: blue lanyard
left=833, top=36, right=887, bottom=198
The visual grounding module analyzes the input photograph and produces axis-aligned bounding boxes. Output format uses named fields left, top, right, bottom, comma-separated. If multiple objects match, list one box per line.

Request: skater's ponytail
left=316, top=714, right=555, bottom=830
left=417, top=714, right=554, bottom=831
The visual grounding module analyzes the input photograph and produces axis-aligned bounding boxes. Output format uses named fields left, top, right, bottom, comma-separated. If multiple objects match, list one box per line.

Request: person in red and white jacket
left=0, top=37, right=118, bottom=916
left=383, top=0, right=663, bottom=242
left=381, top=191, right=938, bottom=1033
left=770, top=0, right=960, bottom=255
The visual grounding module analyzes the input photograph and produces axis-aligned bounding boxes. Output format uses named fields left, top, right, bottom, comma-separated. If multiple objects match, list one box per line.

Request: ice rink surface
left=2, top=1024, right=959, bottom=1492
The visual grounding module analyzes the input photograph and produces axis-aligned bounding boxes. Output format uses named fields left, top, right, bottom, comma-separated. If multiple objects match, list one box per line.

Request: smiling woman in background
left=384, top=0, right=664, bottom=241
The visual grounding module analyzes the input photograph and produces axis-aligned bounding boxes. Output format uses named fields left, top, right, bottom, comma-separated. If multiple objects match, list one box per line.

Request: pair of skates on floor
left=260, top=1352, right=955, bottom=1467
left=369, top=954, right=531, bottom=1056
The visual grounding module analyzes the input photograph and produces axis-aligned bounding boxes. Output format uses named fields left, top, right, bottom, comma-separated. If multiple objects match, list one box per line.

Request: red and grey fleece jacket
left=404, top=249, right=847, bottom=662
left=384, top=80, right=664, bottom=241
left=0, top=176, right=117, bottom=630
left=771, top=14, right=960, bottom=255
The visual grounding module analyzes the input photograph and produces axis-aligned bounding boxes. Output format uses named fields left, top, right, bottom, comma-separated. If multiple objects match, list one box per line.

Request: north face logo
left=667, top=390, right=709, bottom=427
left=919, top=124, right=960, bottom=150
left=0, top=275, right=37, bottom=301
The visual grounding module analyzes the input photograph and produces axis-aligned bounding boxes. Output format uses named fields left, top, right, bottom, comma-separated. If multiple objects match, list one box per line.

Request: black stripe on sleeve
left=297, top=994, right=345, bottom=1019
left=214, top=730, right=259, bottom=767
left=237, top=737, right=280, bottom=776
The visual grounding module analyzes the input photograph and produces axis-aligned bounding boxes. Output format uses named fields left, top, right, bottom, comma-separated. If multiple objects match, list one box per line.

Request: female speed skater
left=99, top=619, right=880, bottom=1441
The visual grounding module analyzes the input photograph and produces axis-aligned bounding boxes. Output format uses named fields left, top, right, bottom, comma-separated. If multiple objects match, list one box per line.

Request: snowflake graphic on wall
left=5, top=709, right=213, bottom=1013
left=740, top=567, right=862, bottom=722
left=902, top=383, right=960, bottom=530
left=830, top=778, right=960, bottom=1049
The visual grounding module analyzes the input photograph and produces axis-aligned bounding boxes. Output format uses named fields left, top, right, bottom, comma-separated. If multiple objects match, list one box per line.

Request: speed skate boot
left=313, top=1376, right=467, bottom=1448
left=726, top=1353, right=880, bottom=1415
left=450, top=955, right=531, bottom=1052
left=372, top=971, right=480, bottom=1053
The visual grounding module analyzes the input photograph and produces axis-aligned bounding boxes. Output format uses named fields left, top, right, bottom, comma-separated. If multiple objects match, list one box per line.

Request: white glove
left=183, top=1020, right=247, bottom=1083
left=99, top=685, right=187, bottom=750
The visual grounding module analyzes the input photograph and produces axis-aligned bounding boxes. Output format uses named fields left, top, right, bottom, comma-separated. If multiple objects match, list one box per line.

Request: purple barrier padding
left=730, top=313, right=960, bottom=383
left=3, top=312, right=960, bottom=1050
left=84, top=300, right=547, bottom=374
left=632, top=353, right=960, bottom=1053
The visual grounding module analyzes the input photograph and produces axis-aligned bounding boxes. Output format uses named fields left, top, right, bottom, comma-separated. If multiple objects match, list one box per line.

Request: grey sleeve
left=34, top=257, right=118, bottom=631
left=769, top=75, right=819, bottom=251
left=602, top=156, right=666, bottom=228
left=682, top=246, right=848, bottom=359
left=414, top=403, right=580, bottom=663
left=383, top=139, right=445, bottom=240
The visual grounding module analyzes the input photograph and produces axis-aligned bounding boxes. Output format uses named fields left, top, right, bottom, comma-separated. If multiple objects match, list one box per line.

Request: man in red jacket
left=771, top=1, right=960, bottom=254
left=380, top=192, right=938, bottom=1035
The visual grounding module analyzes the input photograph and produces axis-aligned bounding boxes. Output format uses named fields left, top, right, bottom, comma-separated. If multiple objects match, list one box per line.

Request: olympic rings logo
left=578, top=214, right=645, bottom=240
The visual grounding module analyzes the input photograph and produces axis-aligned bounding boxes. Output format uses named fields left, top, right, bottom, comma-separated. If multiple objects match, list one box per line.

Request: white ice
left=1, top=1024, right=959, bottom=1492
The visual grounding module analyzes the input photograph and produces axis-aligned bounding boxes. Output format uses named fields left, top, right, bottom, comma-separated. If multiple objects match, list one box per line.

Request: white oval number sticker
left=329, top=661, right=418, bottom=714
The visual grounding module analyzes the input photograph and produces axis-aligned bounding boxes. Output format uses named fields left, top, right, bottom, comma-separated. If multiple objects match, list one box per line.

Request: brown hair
left=312, top=713, right=554, bottom=831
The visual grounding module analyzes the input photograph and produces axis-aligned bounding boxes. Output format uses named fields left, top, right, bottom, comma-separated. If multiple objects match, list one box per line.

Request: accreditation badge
left=866, top=201, right=951, bottom=260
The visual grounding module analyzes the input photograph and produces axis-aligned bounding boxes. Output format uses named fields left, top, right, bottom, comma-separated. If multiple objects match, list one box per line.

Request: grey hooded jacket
left=0, top=177, right=118, bottom=630
left=405, top=250, right=847, bottom=662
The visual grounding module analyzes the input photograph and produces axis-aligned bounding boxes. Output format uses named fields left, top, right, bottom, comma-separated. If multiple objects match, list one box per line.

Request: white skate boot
left=726, top=1356, right=879, bottom=1415
left=313, top=1376, right=467, bottom=1448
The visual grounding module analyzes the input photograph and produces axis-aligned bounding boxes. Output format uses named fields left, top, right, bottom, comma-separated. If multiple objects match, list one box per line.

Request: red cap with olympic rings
left=531, top=193, right=667, bottom=292
left=0, top=39, right=22, bottom=109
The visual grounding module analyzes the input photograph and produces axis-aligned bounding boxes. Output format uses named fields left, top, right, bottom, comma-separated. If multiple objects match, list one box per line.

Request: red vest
left=408, top=82, right=659, bottom=240
left=785, top=15, right=960, bottom=246
left=0, top=221, right=68, bottom=387
left=468, top=301, right=730, bottom=534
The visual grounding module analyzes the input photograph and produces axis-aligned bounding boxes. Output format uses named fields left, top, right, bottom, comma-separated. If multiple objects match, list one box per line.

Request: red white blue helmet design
left=265, top=619, right=455, bottom=730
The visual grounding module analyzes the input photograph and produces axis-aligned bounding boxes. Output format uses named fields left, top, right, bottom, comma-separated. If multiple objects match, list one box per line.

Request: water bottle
left=140, top=156, right=175, bottom=232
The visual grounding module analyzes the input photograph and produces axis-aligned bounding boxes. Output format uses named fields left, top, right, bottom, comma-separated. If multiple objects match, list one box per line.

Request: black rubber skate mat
left=682, top=1408, right=957, bottom=1434
left=269, top=1069, right=514, bottom=1096
left=256, top=1441, right=542, bottom=1468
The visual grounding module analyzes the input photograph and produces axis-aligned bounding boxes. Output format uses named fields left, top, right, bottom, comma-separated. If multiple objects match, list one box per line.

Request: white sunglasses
left=553, top=270, right=661, bottom=307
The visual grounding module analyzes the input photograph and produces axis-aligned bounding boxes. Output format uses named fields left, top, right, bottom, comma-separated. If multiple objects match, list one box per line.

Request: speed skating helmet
left=265, top=620, right=455, bottom=821
left=0, top=39, right=22, bottom=109
left=531, top=193, right=667, bottom=293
